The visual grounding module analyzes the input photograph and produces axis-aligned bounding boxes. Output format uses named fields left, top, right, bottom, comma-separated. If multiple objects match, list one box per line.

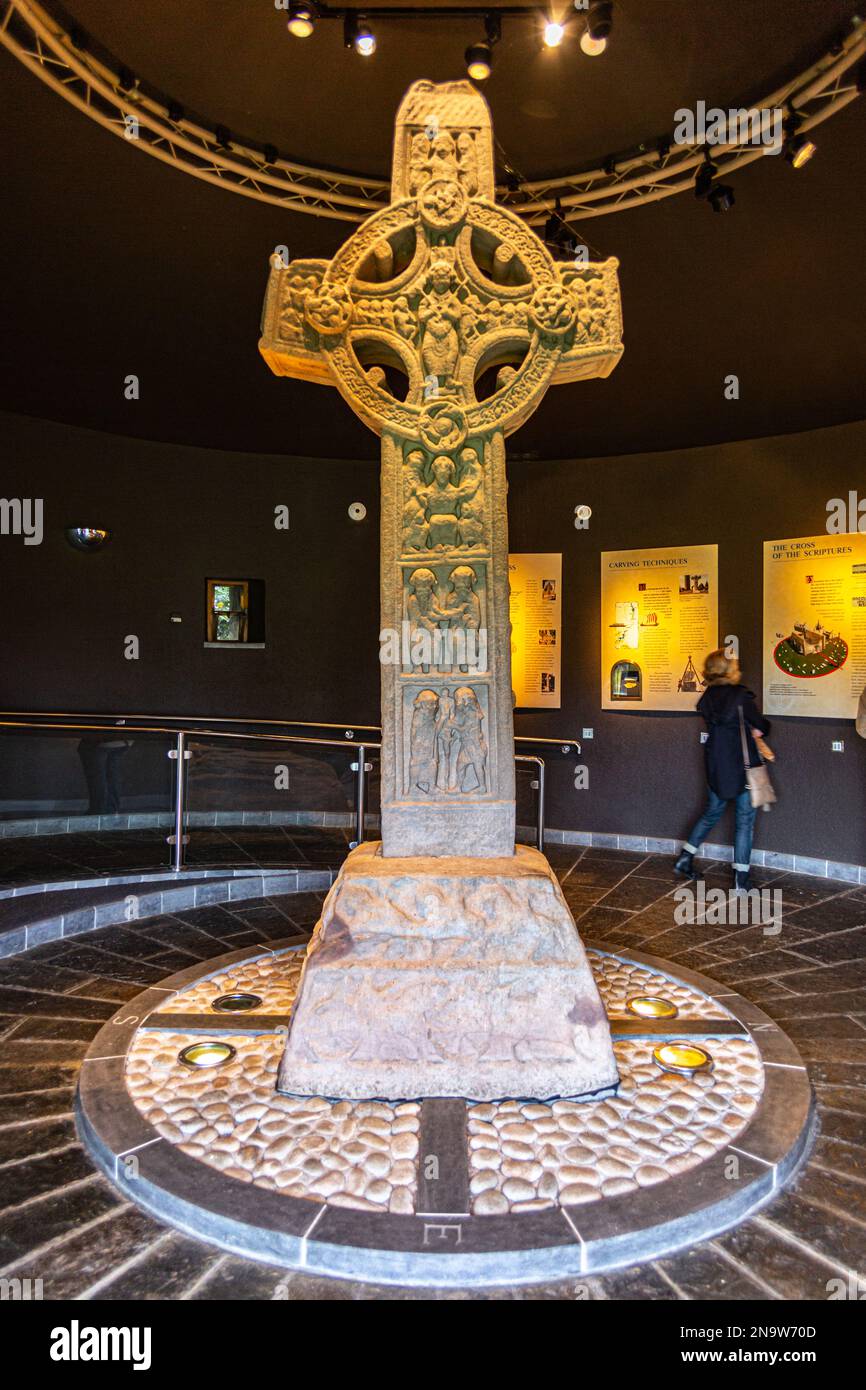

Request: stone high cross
left=261, top=80, right=622, bottom=859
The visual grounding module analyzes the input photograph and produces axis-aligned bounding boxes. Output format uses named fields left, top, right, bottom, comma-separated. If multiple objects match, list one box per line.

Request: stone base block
left=277, top=841, right=619, bottom=1102
left=381, top=801, right=515, bottom=858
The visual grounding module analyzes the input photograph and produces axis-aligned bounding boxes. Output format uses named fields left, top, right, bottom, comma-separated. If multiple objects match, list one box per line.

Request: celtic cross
left=260, top=80, right=622, bottom=858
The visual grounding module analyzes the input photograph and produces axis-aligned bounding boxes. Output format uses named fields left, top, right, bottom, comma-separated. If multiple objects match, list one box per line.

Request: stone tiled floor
left=0, top=826, right=354, bottom=888
left=0, top=839, right=864, bottom=1300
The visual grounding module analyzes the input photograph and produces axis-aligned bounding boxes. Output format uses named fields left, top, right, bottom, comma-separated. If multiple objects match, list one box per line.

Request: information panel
left=763, top=533, right=866, bottom=718
left=509, top=552, right=562, bottom=709
left=601, top=544, right=719, bottom=711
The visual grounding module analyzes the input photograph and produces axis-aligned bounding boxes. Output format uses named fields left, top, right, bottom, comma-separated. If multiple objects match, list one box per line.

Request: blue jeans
left=684, top=789, right=756, bottom=872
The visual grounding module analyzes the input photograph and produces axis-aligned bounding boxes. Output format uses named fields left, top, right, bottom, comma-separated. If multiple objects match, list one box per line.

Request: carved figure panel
left=401, top=442, right=488, bottom=554
left=404, top=683, right=489, bottom=798
left=392, top=80, right=494, bottom=201
left=401, top=561, right=488, bottom=675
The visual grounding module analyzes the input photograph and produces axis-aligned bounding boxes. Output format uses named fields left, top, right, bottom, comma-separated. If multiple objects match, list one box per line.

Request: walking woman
left=674, top=649, right=771, bottom=891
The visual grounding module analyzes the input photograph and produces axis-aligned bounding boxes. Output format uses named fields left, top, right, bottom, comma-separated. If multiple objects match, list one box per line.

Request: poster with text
left=509, top=553, right=562, bottom=708
left=763, top=533, right=866, bottom=718
left=601, top=544, right=719, bottom=711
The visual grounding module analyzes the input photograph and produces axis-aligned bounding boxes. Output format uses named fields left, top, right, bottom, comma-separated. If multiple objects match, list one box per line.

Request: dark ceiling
left=1, top=0, right=864, bottom=461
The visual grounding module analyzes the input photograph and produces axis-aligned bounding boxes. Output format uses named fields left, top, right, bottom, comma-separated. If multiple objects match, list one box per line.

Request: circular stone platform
left=75, top=935, right=814, bottom=1287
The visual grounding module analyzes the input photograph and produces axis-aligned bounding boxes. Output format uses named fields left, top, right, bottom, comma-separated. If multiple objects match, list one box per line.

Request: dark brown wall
left=509, top=420, right=866, bottom=865
left=0, top=411, right=381, bottom=723
left=2, top=410, right=864, bottom=863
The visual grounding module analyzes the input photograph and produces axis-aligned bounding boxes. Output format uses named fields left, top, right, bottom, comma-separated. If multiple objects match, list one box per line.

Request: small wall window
left=205, top=579, right=265, bottom=646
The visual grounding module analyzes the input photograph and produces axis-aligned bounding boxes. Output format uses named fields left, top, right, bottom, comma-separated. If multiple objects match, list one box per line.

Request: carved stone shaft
left=259, top=79, right=623, bottom=860
left=380, top=429, right=514, bottom=855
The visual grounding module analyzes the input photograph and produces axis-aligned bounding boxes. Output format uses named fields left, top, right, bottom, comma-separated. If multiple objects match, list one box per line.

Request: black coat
left=697, top=684, right=770, bottom=800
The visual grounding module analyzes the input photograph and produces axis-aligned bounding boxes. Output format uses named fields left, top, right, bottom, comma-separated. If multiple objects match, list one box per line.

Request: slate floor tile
left=816, top=1108, right=866, bottom=1146
left=182, top=1255, right=293, bottom=1301
left=714, top=1219, right=845, bottom=1299
left=0, top=1144, right=95, bottom=1212
left=785, top=899, right=866, bottom=935
left=784, top=1015, right=866, bottom=1041
left=89, top=1232, right=226, bottom=1301
left=599, top=878, right=674, bottom=911
left=0, top=1175, right=125, bottom=1270
left=760, top=1193, right=866, bottom=1275
left=0, top=1089, right=74, bottom=1130
left=7, top=1016, right=102, bottom=1043
left=783, top=928, right=866, bottom=965
left=654, top=1245, right=774, bottom=1300
left=0, top=1115, right=76, bottom=1165
left=6, top=1206, right=167, bottom=1300
left=590, top=1262, right=681, bottom=1299
left=812, top=1136, right=866, bottom=1175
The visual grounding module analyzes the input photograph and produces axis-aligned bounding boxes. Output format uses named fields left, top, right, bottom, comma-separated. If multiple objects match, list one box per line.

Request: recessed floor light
left=178, top=1041, right=237, bottom=1068
left=211, top=993, right=262, bottom=1013
left=627, top=995, right=678, bottom=1019
left=653, top=1042, right=713, bottom=1075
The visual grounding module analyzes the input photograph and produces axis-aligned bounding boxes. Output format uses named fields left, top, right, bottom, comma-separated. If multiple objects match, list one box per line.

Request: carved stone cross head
left=260, top=80, right=622, bottom=441
left=260, top=80, right=623, bottom=858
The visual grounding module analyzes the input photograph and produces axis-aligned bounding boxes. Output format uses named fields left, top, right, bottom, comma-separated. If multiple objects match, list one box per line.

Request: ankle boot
left=674, top=850, right=703, bottom=880
left=734, top=869, right=752, bottom=893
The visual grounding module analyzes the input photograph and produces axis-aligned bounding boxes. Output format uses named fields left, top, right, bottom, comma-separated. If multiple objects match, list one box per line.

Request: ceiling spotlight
left=580, top=30, right=606, bottom=56
left=581, top=1, right=612, bottom=56
left=345, top=13, right=376, bottom=57
left=783, top=113, right=816, bottom=168
left=708, top=182, right=735, bottom=213
left=466, top=12, right=501, bottom=82
left=286, top=4, right=316, bottom=39
left=693, top=156, right=717, bottom=199
left=785, top=132, right=816, bottom=168
left=466, top=41, right=493, bottom=81
left=355, top=22, right=376, bottom=56
left=543, top=197, right=563, bottom=245
left=543, top=19, right=565, bottom=49
left=543, top=197, right=578, bottom=258
left=505, top=170, right=528, bottom=202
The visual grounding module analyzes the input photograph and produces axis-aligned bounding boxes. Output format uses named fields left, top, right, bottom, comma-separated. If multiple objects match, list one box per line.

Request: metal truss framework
left=1, top=0, right=863, bottom=226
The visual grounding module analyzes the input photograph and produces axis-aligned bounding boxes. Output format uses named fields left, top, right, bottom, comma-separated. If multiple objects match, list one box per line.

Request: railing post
left=171, top=731, right=187, bottom=872
left=352, top=743, right=367, bottom=848
left=535, top=756, right=546, bottom=852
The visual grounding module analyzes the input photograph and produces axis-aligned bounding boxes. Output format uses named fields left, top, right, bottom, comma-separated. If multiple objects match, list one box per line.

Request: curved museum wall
left=1, top=409, right=863, bottom=867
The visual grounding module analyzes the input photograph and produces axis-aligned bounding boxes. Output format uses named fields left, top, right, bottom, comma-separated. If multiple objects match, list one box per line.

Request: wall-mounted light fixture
left=65, top=526, right=111, bottom=550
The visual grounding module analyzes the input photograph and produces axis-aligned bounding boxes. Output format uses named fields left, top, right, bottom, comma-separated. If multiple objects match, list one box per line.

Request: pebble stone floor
left=124, top=950, right=760, bottom=1214
left=0, top=835, right=865, bottom=1300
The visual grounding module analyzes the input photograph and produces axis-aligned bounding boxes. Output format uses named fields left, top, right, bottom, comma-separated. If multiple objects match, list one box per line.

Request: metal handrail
left=0, top=717, right=552, bottom=862
left=0, top=718, right=377, bottom=749
left=0, top=710, right=580, bottom=753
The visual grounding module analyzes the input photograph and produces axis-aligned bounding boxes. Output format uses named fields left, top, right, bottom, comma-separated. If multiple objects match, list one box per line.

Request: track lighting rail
left=1, top=0, right=862, bottom=226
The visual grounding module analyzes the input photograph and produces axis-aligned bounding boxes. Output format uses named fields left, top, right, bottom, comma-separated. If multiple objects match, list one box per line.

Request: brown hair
left=703, top=649, right=738, bottom=685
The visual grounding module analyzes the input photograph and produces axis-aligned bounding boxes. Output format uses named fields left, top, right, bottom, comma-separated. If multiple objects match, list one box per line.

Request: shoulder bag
left=739, top=705, right=776, bottom=811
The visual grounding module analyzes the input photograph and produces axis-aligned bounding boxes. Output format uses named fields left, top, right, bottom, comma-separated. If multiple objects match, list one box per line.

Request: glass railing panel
left=183, top=735, right=359, bottom=869
left=515, top=758, right=541, bottom=846
left=0, top=728, right=176, bottom=882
